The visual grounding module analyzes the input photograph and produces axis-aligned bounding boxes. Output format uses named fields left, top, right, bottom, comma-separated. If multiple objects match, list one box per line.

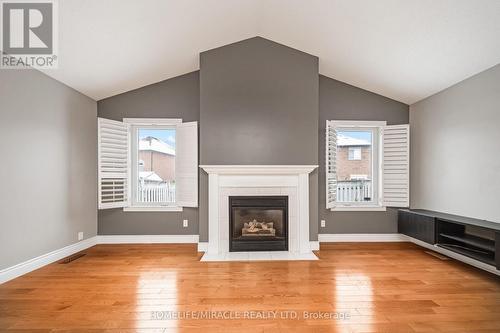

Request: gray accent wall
left=410, top=64, right=500, bottom=223
left=199, top=37, right=319, bottom=241
left=318, top=75, right=409, bottom=234
left=0, top=69, right=97, bottom=270
left=199, top=37, right=319, bottom=165
left=95, top=37, right=411, bottom=239
left=97, top=71, right=200, bottom=235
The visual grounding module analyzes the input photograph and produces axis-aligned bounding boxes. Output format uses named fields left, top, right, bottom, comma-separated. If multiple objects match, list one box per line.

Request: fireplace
left=200, top=165, right=318, bottom=260
left=229, top=196, right=288, bottom=252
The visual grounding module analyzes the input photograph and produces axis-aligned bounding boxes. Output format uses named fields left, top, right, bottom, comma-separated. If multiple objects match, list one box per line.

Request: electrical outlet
left=320, top=220, right=326, bottom=228
left=77, top=232, right=84, bottom=241
left=183, top=219, right=188, bottom=228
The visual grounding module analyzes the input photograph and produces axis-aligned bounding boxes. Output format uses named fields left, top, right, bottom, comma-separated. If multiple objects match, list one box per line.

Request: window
left=348, top=147, right=362, bottom=160
left=337, top=128, right=378, bottom=204
left=132, top=127, right=177, bottom=207
left=97, top=118, right=198, bottom=212
left=326, top=120, right=410, bottom=211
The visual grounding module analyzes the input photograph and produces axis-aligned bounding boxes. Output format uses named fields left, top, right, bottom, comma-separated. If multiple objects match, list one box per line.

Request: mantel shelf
left=200, top=165, right=318, bottom=175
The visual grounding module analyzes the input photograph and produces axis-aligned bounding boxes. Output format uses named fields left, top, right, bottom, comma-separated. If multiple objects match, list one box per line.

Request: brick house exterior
left=139, top=137, right=175, bottom=182
left=139, top=150, right=175, bottom=181
left=336, top=146, right=371, bottom=181
left=336, top=133, right=371, bottom=181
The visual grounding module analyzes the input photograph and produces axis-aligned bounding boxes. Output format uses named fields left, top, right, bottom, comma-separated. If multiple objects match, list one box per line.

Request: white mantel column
left=207, top=173, right=220, bottom=254
left=298, top=173, right=311, bottom=254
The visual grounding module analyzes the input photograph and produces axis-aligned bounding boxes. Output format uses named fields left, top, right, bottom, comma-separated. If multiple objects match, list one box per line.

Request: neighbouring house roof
left=139, top=137, right=175, bottom=156
left=337, top=134, right=371, bottom=147
left=139, top=171, right=163, bottom=182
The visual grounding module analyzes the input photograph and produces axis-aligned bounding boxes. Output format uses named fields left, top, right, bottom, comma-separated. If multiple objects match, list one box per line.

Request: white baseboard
left=5, top=233, right=496, bottom=284
left=197, top=242, right=208, bottom=252
left=0, top=236, right=98, bottom=284
left=318, top=233, right=408, bottom=242
left=405, top=236, right=500, bottom=277
left=97, top=235, right=199, bottom=244
left=1, top=234, right=201, bottom=284
left=309, top=241, right=320, bottom=251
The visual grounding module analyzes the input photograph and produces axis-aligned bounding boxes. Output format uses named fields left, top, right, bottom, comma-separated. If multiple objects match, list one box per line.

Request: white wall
left=0, top=69, right=97, bottom=270
left=410, top=64, right=500, bottom=223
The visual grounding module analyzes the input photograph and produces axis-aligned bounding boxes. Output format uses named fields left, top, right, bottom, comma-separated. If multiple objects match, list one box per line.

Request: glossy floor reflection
left=1, top=243, right=500, bottom=332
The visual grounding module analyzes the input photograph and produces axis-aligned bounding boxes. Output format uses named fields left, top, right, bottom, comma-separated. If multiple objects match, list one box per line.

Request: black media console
left=398, top=209, right=500, bottom=271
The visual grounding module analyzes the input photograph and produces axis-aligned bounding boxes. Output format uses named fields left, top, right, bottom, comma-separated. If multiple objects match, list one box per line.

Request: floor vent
left=424, top=251, right=450, bottom=261
left=59, top=252, right=86, bottom=264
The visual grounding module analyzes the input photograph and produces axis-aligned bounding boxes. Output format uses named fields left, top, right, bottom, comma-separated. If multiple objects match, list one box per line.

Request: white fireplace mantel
left=200, top=165, right=318, bottom=175
left=200, top=165, right=318, bottom=261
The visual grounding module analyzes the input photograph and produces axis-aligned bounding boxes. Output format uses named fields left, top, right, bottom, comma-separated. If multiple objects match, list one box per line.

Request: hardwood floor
left=1, top=243, right=500, bottom=333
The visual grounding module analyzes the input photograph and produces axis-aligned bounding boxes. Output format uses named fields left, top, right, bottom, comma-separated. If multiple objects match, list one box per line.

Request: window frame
left=348, top=147, right=362, bottom=160
left=123, top=118, right=183, bottom=212
left=328, top=120, right=386, bottom=211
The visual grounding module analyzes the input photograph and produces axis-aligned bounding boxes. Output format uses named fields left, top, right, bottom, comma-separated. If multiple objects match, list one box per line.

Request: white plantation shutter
left=326, top=121, right=337, bottom=209
left=98, top=118, right=129, bottom=209
left=176, top=121, right=198, bottom=207
left=383, top=124, right=410, bottom=207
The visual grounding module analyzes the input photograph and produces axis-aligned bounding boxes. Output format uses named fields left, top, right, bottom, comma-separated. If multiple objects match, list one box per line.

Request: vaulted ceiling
left=41, top=0, right=500, bottom=104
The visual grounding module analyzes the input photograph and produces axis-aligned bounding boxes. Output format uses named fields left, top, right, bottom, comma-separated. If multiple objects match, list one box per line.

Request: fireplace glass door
left=229, top=196, right=288, bottom=252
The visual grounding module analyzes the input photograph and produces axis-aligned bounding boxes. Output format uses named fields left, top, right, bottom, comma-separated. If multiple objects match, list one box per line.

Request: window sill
left=123, top=206, right=183, bottom=212
left=330, top=206, right=386, bottom=212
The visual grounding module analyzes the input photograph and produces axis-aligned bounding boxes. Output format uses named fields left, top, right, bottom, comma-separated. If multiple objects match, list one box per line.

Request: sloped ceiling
left=41, top=0, right=500, bottom=103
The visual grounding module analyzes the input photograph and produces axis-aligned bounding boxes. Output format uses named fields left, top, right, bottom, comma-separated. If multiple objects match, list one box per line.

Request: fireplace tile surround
left=199, top=165, right=318, bottom=261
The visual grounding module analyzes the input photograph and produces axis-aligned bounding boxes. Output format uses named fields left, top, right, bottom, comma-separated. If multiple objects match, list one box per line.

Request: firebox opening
left=229, top=196, right=288, bottom=252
